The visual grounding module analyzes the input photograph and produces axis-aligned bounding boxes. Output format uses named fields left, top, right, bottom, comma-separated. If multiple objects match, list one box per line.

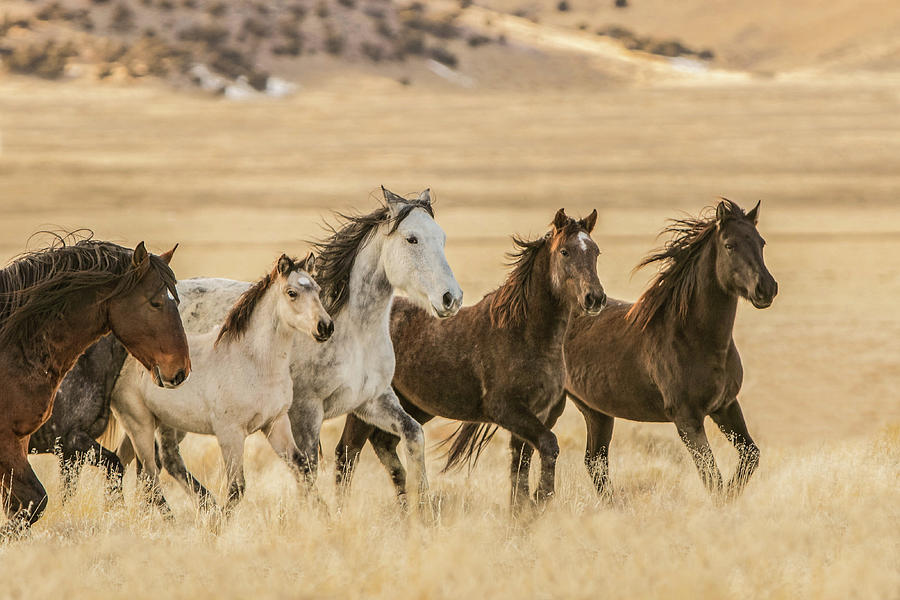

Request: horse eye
left=725, top=243, right=735, bottom=251
left=287, top=289, right=298, bottom=299
left=560, top=248, right=569, bottom=257
left=149, top=299, right=163, bottom=309
left=407, top=236, right=418, bottom=244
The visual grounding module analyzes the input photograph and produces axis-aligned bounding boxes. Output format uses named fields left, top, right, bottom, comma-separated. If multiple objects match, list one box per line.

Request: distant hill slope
left=478, top=0, right=900, bottom=74
left=1, top=0, right=897, bottom=91
left=0, top=0, right=508, bottom=90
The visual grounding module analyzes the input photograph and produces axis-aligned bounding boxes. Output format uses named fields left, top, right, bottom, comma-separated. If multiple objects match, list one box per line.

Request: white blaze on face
left=166, top=289, right=175, bottom=301
left=577, top=232, right=592, bottom=251
left=296, top=275, right=313, bottom=288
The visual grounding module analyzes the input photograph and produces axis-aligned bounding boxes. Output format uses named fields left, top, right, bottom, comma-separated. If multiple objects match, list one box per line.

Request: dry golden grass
left=2, top=422, right=897, bottom=600
left=0, top=74, right=898, bottom=598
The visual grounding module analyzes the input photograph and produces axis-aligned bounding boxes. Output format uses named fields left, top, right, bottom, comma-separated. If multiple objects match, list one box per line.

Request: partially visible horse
left=337, top=209, right=606, bottom=509
left=564, top=199, right=777, bottom=501
left=28, top=334, right=128, bottom=501
left=158, top=187, right=462, bottom=507
left=112, top=254, right=331, bottom=512
left=0, top=236, right=190, bottom=534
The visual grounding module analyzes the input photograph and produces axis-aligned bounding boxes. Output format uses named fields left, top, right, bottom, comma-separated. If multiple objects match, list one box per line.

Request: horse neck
left=518, top=246, right=570, bottom=346
left=34, top=291, right=110, bottom=381
left=241, top=286, right=295, bottom=365
left=342, top=231, right=394, bottom=330
left=679, top=243, right=738, bottom=352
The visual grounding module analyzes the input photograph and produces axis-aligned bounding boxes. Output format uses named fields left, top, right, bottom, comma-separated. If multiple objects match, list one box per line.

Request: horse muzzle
left=313, top=319, right=334, bottom=343
left=433, top=290, right=463, bottom=319
left=751, top=278, right=778, bottom=309
left=581, top=290, right=607, bottom=316
left=153, top=364, right=189, bottom=389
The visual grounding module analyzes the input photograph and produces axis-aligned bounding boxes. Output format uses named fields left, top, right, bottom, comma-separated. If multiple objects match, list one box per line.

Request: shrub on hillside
left=324, top=26, right=344, bottom=54
left=111, top=2, right=135, bottom=33
left=429, top=45, right=457, bottom=68
left=178, top=23, right=230, bottom=45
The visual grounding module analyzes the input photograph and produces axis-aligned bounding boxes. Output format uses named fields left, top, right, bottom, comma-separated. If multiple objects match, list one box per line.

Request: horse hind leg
left=711, top=399, right=760, bottom=500
left=61, top=430, right=125, bottom=502
left=0, top=435, right=48, bottom=537
left=508, top=435, right=533, bottom=509
left=578, top=405, right=615, bottom=500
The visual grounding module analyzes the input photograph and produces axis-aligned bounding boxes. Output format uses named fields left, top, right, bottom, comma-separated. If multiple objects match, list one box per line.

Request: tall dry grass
left=1, top=415, right=896, bottom=600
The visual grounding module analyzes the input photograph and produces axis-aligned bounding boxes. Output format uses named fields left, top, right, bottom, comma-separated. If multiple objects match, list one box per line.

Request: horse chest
left=299, top=327, right=394, bottom=418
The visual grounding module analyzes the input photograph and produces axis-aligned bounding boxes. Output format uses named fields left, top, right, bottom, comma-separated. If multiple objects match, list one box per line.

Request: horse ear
left=579, top=209, right=598, bottom=233
left=132, top=241, right=149, bottom=267
left=417, top=188, right=431, bottom=205
left=552, top=208, right=568, bottom=231
left=276, top=254, right=294, bottom=276
left=716, top=201, right=728, bottom=223
left=382, top=186, right=406, bottom=205
left=301, top=251, right=316, bottom=273
left=159, top=243, right=178, bottom=265
left=746, top=200, right=760, bottom=225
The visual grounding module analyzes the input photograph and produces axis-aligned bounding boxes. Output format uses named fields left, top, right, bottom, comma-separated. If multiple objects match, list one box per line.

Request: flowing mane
left=0, top=232, right=178, bottom=348
left=626, top=199, right=746, bottom=330
left=311, top=198, right=434, bottom=316
left=487, top=235, right=547, bottom=328
left=488, top=217, right=582, bottom=328
left=215, top=269, right=276, bottom=346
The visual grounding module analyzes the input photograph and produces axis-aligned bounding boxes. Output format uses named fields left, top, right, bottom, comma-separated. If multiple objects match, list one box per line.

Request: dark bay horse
left=28, top=334, right=128, bottom=501
left=336, top=209, right=606, bottom=508
left=565, top=199, right=777, bottom=501
left=0, top=236, right=190, bottom=534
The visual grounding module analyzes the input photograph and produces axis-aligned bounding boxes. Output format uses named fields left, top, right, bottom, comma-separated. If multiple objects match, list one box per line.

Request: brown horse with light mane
left=336, top=209, right=606, bottom=509
left=0, top=235, right=190, bottom=535
left=565, top=199, right=777, bottom=501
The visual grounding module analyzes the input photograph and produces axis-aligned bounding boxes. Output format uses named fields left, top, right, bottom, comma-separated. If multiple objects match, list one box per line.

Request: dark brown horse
left=336, top=209, right=606, bottom=508
left=0, top=235, right=190, bottom=534
left=565, top=199, right=777, bottom=501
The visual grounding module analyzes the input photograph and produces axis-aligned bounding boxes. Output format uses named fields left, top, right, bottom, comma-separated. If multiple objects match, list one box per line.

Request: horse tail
left=439, top=422, right=499, bottom=473
left=99, top=411, right=124, bottom=454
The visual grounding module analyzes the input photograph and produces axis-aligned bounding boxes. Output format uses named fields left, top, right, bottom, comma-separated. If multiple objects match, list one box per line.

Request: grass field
left=0, top=72, right=898, bottom=599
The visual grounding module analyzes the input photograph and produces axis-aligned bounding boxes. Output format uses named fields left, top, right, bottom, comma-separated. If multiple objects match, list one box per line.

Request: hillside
left=4, top=0, right=897, bottom=92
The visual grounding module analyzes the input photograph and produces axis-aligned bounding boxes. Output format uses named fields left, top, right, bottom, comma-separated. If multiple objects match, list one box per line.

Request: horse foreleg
left=490, top=401, right=559, bottom=509
left=674, top=417, right=724, bottom=501
left=113, top=401, right=170, bottom=515
left=213, top=426, right=246, bottom=513
left=334, top=413, right=374, bottom=494
left=711, top=400, right=759, bottom=500
left=156, top=426, right=215, bottom=510
left=0, top=434, right=48, bottom=536
left=263, top=412, right=325, bottom=510
left=353, top=391, right=428, bottom=509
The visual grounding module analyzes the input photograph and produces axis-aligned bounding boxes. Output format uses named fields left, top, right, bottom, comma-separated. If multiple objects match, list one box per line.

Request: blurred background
left=1, top=0, right=898, bottom=449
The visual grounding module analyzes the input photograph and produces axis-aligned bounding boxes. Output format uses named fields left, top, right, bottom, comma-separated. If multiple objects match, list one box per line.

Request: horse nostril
left=173, top=369, right=186, bottom=386
left=442, top=291, right=454, bottom=310
left=317, top=321, right=328, bottom=336
left=585, top=293, right=596, bottom=309
left=599, top=292, right=608, bottom=308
